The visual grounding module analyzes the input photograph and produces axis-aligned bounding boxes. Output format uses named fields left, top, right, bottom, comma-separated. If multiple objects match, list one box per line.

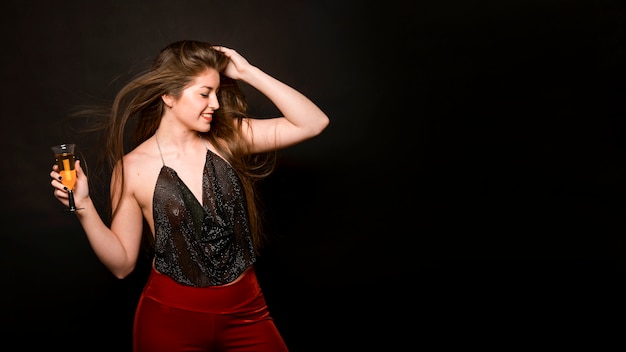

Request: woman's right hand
left=50, top=159, right=89, bottom=209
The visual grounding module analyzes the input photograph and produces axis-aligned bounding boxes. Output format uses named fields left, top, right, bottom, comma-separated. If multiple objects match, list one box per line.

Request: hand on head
left=213, top=46, right=252, bottom=80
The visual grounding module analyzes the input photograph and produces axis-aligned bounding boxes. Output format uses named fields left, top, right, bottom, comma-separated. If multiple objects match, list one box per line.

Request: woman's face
left=168, top=68, right=221, bottom=132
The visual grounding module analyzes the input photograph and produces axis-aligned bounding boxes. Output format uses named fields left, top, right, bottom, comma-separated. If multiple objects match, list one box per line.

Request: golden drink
left=51, top=143, right=79, bottom=211
left=54, top=152, right=76, bottom=190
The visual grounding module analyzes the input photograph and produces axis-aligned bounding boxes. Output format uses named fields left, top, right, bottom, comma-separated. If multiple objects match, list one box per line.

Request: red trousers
left=133, top=267, right=288, bottom=352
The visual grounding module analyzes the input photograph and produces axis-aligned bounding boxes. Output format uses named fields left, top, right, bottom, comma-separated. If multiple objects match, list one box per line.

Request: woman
left=50, top=40, right=329, bottom=351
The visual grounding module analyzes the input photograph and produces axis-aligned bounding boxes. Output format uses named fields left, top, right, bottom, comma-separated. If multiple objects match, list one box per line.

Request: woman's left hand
left=213, top=45, right=252, bottom=80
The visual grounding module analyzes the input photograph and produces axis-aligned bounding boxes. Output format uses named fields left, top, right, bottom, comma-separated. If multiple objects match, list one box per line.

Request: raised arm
left=214, top=46, right=330, bottom=153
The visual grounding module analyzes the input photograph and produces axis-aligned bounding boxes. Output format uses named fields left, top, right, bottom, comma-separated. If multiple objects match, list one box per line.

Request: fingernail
left=63, top=187, right=67, bottom=191
left=58, top=176, right=62, bottom=180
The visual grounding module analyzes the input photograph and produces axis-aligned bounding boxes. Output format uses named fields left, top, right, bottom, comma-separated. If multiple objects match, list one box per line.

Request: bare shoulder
left=124, top=140, right=161, bottom=174
left=120, top=139, right=162, bottom=206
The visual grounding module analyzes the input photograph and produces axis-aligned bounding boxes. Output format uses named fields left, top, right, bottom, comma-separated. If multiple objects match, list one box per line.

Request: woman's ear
left=161, top=94, right=174, bottom=108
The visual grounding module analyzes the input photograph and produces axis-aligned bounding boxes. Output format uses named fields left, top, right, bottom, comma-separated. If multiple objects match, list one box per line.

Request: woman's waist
left=142, top=266, right=265, bottom=313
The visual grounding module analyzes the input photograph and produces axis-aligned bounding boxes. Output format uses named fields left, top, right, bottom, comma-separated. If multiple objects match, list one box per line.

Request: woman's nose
left=210, top=94, right=220, bottom=110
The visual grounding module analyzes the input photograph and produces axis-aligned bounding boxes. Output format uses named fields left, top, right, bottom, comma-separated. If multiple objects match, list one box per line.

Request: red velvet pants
left=133, top=267, right=288, bottom=352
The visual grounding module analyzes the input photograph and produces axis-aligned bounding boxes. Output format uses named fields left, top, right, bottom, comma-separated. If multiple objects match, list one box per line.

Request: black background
left=1, top=0, right=625, bottom=350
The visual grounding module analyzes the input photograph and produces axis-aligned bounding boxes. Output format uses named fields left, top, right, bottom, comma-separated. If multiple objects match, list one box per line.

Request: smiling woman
left=49, top=40, right=329, bottom=351
left=3, top=0, right=620, bottom=349
left=161, top=69, right=220, bottom=130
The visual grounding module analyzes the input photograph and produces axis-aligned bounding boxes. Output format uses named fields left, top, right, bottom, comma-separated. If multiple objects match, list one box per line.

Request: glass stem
left=68, top=190, right=77, bottom=212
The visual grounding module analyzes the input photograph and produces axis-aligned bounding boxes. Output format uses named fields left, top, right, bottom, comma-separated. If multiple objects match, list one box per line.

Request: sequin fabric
left=153, top=149, right=256, bottom=287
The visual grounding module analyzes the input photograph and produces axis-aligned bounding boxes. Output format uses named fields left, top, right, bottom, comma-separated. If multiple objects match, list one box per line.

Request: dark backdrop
left=1, top=0, right=625, bottom=350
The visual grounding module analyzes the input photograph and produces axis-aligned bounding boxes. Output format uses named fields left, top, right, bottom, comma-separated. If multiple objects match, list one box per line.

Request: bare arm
left=214, top=46, right=330, bottom=153
left=50, top=160, right=143, bottom=278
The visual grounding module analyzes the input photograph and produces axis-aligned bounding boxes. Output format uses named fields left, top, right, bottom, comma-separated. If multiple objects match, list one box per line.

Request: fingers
left=50, top=164, right=66, bottom=192
left=53, top=187, right=69, bottom=199
left=50, top=164, right=69, bottom=206
left=50, top=164, right=61, bottom=183
left=50, top=173, right=65, bottom=190
left=51, top=174, right=69, bottom=204
left=213, top=45, right=237, bottom=57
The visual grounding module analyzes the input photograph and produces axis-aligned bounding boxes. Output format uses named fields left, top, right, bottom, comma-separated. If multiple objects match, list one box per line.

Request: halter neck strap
left=155, top=131, right=166, bottom=166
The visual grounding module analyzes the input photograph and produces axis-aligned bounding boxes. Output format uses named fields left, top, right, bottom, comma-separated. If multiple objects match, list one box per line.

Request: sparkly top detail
left=152, top=138, right=255, bottom=287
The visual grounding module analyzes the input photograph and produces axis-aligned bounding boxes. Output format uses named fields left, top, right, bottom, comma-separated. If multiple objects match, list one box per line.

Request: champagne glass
left=51, top=143, right=82, bottom=212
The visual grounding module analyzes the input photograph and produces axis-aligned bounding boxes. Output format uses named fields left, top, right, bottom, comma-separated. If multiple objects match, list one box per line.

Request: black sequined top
left=152, top=147, right=256, bottom=287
